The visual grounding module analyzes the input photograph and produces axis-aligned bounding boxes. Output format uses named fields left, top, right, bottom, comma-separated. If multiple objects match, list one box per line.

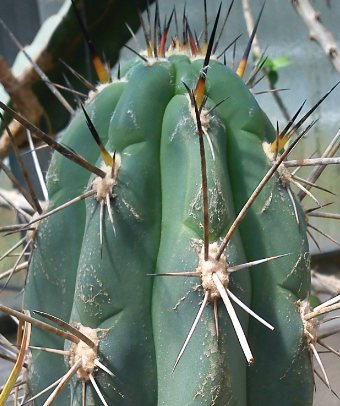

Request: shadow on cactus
left=1, top=1, right=340, bottom=405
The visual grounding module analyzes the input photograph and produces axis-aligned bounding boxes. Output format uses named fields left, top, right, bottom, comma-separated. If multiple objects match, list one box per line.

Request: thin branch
left=0, top=56, right=43, bottom=159
left=297, top=128, right=340, bottom=201
left=284, top=157, right=340, bottom=167
left=308, top=212, right=340, bottom=220
left=311, top=270, right=340, bottom=295
left=242, top=0, right=290, bottom=120
left=0, top=18, right=75, bottom=116
left=290, top=0, right=340, bottom=73
left=0, top=188, right=34, bottom=217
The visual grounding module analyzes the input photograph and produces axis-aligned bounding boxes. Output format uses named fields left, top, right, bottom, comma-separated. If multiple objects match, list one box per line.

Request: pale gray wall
left=0, top=0, right=40, bottom=66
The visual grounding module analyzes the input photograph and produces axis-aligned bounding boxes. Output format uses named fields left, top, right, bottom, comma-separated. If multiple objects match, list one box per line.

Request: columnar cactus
left=0, top=1, right=340, bottom=406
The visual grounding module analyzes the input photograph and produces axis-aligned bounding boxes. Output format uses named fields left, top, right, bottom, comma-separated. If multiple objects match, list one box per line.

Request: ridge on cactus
left=0, top=1, right=340, bottom=406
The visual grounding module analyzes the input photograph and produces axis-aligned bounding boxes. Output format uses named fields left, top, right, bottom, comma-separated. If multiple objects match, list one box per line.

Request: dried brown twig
left=0, top=56, right=44, bottom=159
left=290, top=0, right=340, bottom=74
left=297, top=128, right=340, bottom=201
left=241, top=0, right=290, bottom=121
left=311, top=270, right=340, bottom=296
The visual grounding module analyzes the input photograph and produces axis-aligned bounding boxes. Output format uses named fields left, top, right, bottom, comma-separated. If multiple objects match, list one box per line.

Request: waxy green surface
left=24, top=55, right=313, bottom=405
left=24, top=81, right=127, bottom=404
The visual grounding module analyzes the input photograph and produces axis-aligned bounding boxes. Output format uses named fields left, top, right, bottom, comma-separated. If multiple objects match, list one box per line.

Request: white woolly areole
left=146, top=57, right=168, bottom=66
left=262, top=141, right=291, bottom=187
left=262, top=141, right=275, bottom=161
left=200, top=108, right=211, bottom=127
left=86, top=82, right=111, bottom=105
left=277, top=163, right=291, bottom=187
left=297, top=298, right=318, bottom=345
left=165, top=48, right=191, bottom=57
left=196, top=242, right=229, bottom=300
left=91, top=154, right=121, bottom=201
left=187, top=95, right=211, bottom=128
left=70, top=325, right=99, bottom=380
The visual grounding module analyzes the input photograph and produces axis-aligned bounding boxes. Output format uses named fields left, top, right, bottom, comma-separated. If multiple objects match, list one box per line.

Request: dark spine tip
left=213, top=0, right=235, bottom=54
left=241, top=2, right=265, bottom=63
left=202, top=2, right=222, bottom=76
left=70, top=0, right=96, bottom=59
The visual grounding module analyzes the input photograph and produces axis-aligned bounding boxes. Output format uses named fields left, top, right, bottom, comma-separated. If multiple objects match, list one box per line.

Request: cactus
left=0, top=1, right=340, bottom=406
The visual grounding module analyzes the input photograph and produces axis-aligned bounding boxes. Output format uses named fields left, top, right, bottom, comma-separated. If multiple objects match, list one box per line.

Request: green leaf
left=310, top=295, right=321, bottom=309
left=271, top=56, right=294, bottom=70
left=260, top=57, right=274, bottom=69
left=268, top=70, right=278, bottom=86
